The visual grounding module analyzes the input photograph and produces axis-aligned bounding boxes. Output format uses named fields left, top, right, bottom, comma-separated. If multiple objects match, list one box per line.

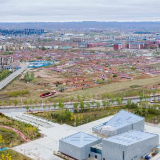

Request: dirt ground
left=66, top=75, right=160, bottom=98
left=0, top=68, right=67, bottom=103
left=30, top=68, right=67, bottom=82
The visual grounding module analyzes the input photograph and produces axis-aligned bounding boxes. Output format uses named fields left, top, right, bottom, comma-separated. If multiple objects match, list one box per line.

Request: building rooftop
left=61, top=132, right=100, bottom=148
left=93, top=110, right=144, bottom=131
left=104, top=130, right=157, bottom=146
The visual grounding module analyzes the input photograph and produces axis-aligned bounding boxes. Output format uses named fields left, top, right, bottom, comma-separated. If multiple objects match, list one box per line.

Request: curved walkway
left=0, top=125, right=30, bottom=142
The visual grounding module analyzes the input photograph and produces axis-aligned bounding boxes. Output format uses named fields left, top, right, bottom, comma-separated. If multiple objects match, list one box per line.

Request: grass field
left=0, top=149, right=31, bottom=160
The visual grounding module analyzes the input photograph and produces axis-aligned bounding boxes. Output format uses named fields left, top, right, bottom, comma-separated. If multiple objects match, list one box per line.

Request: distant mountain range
left=0, top=22, right=160, bottom=31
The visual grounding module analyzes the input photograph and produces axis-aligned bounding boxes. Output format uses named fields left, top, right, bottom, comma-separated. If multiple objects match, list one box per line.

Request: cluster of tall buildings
left=0, top=56, right=13, bottom=70
left=0, top=29, right=44, bottom=36
left=59, top=110, right=159, bottom=160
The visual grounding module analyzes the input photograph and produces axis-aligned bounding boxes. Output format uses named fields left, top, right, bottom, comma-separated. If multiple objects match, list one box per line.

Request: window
left=95, top=155, right=97, bottom=159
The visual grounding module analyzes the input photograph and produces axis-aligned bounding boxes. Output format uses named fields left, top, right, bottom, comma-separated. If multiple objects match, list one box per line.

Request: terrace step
left=16, top=115, right=54, bottom=128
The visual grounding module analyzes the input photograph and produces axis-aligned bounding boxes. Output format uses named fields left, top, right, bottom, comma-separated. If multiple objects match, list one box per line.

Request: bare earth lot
left=67, top=75, right=160, bottom=97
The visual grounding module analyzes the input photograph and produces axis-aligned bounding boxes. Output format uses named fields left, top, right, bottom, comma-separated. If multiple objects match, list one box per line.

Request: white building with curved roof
left=92, top=110, right=144, bottom=137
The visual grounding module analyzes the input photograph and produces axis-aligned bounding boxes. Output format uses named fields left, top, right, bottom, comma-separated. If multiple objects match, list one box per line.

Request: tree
left=77, top=95, right=81, bottom=102
left=26, top=106, right=30, bottom=112
left=29, top=99, right=33, bottom=105
left=3, top=100, right=7, bottom=107
left=102, top=101, right=106, bottom=109
left=23, top=99, right=28, bottom=105
left=106, top=101, right=110, bottom=107
left=53, top=103, right=57, bottom=110
left=43, top=105, right=46, bottom=110
left=24, top=72, right=35, bottom=83
left=139, top=94, right=143, bottom=102
left=32, top=106, right=35, bottom=111
left=70, top=96, right=74, bottom=103
left=14, top=99, right=18, bottom=107
left=116, top=97, right=121, bottom=105
left=48, top=105, right=51, bottom=110
left=80, top=101, right=84, bottom=112
left=41, top=46, right=46, bottom=51
left=127, top=99, right=132, bottom=106
left=96, top=102, right=100, bottom=109
left=73, top=103, right=79, bottom=112
left=34, top=99, right=37, bottom=104
left=91, top=101, right=95, bottom=106
left=113, top=74, right=117, bottom=77
left=58, top=100, right=64, bottom=110
left=111, top=98, right=115, bottom=105
left=86, top=102, right=91, bottom=110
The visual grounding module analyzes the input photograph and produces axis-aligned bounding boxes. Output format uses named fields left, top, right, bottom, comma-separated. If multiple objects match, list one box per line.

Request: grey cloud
left=0, top=0, right=159, bottom=22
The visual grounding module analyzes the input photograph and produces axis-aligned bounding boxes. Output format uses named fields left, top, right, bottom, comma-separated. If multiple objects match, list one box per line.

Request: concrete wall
left=59, top=139, right=101, bottom=160
left=90, top=152, right=102, bottom=160
left=133, top=119, right=144, bottom=132
left=102, top=135, right=159, bottom=160
left=125, top=136, right=159, bottom=160
left=59, top=140, right=82, bottom=160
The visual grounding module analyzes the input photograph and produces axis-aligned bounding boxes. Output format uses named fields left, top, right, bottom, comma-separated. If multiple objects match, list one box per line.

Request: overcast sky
left=0, top=0, right=159, bottom=22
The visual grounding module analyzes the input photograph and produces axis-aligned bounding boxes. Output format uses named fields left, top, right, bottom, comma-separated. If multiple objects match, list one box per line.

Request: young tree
left=48, top=105, right=51, bottom=111
left=102, top=101, right=106, bottom=109
left=96, top=102, right=100, bottom=109
left=23, top=99, right=28, bottom=106
left=73, top=102, right=79, bottom=112
left=58, top=100, right=64, bottom=110
left=111, top=97, right=115, bottom=105
left=43, top=105, right=46, bottom=110
left=14, top=99, right=18, bottom=107
left=26, top=106, right=30, bottom=112
left=86, top=102, right=91, bottom=111
left=32, top=106, right=35, bottom=111
left=53, top=103, right=57, bottom=110
left=80, top=101, right=84, bottom=112
left=106, top=101, right=110, bottom=107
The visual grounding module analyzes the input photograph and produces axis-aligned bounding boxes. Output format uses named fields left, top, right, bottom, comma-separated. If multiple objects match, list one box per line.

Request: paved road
left=0, top=95, right=159, bottom=114
left=0, top=62, right=29, bottom=90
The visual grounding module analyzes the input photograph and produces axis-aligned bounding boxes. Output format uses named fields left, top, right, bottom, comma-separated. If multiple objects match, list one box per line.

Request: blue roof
left=104, top=130, right=157, bottom=146
left=61, top=132, right=100, bottom=148
left=94, top=110, right=144, bottom=130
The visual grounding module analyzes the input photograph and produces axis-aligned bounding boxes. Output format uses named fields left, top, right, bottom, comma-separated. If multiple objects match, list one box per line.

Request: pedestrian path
left=0, top=125, right=30, bottom=142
